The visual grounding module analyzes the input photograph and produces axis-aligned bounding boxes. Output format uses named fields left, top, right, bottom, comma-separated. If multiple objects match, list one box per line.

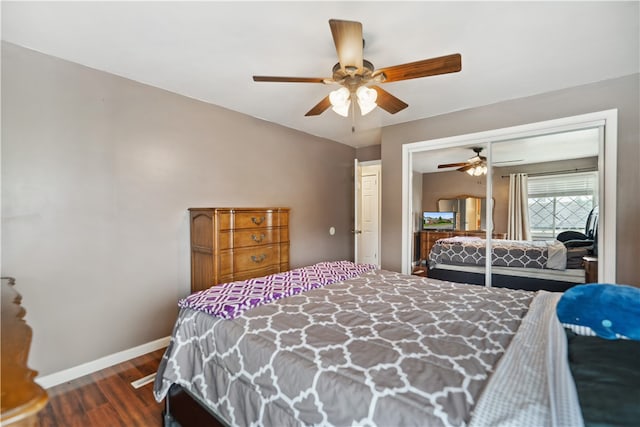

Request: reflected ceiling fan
left=438, top=147, right=523, bottom=176
left=253, top=19, right=462, bottom=117
left=438, top=147, right=487, bottom=176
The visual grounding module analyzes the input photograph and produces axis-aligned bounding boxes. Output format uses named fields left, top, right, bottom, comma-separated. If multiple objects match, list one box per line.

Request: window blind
left=527, top=171, right=598, bottom=197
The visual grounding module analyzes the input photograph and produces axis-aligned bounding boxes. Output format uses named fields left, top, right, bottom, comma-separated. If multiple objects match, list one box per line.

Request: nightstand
left=412, top=266, right=428, bottom=277
left=412, top=260, right=428, bottom=277
left=583, top=256, right=598, bottom=283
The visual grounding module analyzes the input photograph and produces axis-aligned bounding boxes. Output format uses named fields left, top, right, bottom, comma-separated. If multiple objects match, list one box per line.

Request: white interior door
left=355, top=161, right=381, bottom=266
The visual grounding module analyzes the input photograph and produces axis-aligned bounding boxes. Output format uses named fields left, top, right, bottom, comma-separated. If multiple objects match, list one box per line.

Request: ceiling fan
left=438, top=147, right=488, bottom=176
left=252, top=19, right=462, bottom=117
left=438, top=147, right=523, bottom=176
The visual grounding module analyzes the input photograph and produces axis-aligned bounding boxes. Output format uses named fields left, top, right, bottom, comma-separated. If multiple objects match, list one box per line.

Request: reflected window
left=527, top=172, right=597, bottom=239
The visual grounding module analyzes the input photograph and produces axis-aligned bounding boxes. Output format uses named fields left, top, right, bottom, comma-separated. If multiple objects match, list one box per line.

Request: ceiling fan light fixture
left=466, top=164, right=488, bottom=176
left=332, top=102, right=351, bottom=117
left=356, top=86, right=377, bottom=115
left=329, top=87, right=351, bottom=117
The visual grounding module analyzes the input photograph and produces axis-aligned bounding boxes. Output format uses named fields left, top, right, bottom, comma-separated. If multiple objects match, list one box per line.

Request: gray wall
left=382, top=73, right=640, bottom=286
left=1, top=43, right=355, bottom=376
left=355, top=144, right=381, bottom=162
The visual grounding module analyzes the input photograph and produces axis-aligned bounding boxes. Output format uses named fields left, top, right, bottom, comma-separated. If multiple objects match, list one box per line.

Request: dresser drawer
left=279, top=242, right=289, bottom=264
left=233, top=245, right=281, bottom=272
left=220, top=265, right=281, bottom=284
left=426, top=232, right=451, bottom=245
left=220, top=211, right=277, bottom=230
left=233, top=228, right=279, bottom=248
left=219, top=245, right=281, bottom=275
left=217, top=228, right=286, bottom=250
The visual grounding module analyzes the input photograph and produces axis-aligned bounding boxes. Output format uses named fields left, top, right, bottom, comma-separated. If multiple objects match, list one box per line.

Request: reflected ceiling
left=412, top=128, right=600, bottom=173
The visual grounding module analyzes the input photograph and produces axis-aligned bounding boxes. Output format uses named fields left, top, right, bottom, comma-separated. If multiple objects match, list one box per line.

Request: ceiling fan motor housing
left=332, top=60, right=377, bottom=82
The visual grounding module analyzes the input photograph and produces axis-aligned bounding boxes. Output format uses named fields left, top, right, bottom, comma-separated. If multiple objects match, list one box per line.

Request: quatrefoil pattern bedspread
left=154, top=269, right=534, bottom=427
left=429, top=237, right=568, bottom=270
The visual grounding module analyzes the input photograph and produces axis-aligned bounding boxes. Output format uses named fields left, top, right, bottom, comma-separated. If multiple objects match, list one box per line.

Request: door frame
left=401, top=109, right=618, bottom=282
left=355, top=159, right=382, bottom=266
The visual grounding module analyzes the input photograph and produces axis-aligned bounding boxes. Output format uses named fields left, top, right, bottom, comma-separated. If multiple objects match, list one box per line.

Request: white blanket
left=546, top=240, right=568, bottom=270
left=469, top=291, right=583, bottom=427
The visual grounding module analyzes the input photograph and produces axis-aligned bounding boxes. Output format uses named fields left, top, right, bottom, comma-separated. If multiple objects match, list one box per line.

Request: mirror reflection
left=412, top=127, right=601, bottom=291
left=438, top=196, right=487, bottom=231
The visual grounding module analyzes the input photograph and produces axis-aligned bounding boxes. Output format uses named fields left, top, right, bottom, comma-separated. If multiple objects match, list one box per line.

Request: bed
left=152, top=260, right=640, bottom=427
left=427, top=237, right=588, bottom=292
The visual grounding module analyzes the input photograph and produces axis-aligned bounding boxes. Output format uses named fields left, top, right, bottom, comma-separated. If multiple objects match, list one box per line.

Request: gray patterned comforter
left=429, top=237, right=568, bottom=270
left=154, top=269, right=541, bottom=426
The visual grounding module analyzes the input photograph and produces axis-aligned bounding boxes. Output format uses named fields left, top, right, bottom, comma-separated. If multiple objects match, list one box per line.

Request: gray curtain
left=507, top=173, right=532, bottom=240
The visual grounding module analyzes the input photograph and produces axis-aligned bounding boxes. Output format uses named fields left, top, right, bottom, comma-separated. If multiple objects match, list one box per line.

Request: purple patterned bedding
left=428, top=237, right=568, bottom=270
left=179, top=260, right=376, bottom=319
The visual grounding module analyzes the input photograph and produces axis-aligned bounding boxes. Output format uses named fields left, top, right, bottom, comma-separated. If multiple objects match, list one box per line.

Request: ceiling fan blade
left=329, top=19, right=364, bottom=73
left=305, top=95, right=332, bottom=116
left=376, top=53, right=462, bottom=83
left=457, top=164, right=474, bottom=172
left=253, top=76, right=327, bottom=83
left=370, top=86, right=408, bottom=114
left=438, top=162, right=468, bottom=169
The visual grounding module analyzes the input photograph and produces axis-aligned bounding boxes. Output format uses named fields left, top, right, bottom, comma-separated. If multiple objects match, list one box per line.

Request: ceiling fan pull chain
left=351, top=99, right=356, bottom=133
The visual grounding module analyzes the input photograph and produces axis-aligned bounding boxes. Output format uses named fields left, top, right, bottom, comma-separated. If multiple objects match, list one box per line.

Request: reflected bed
left=427, top=237, right=586, bottom=291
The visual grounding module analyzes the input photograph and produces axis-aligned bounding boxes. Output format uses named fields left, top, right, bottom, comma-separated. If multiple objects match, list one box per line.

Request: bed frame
left=427, top=265, right=582, bottom=292
left=163, top=384, right=227, bottom=427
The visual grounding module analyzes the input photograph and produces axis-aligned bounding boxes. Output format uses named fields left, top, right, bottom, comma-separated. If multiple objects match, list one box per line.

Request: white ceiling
left=2, top=1, right=638, bottom=148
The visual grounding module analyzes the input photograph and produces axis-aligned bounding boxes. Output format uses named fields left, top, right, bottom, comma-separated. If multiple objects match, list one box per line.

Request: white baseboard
left=36, top=336, right=171, bottom=389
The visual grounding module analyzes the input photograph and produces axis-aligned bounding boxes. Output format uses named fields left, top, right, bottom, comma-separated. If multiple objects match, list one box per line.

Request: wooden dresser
left=1, top=278, right=48, bottom=427
left=415, top=230, right=507, bottom=265
left=189, top=208, right=290, bottom=293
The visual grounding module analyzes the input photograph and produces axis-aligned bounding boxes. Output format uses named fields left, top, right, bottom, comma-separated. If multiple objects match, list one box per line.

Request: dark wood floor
left=36, top=348, right=166, bottom=426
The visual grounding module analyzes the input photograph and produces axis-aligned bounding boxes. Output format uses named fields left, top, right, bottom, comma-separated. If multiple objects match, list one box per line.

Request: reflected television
left=423, top=211, right=456, bottom=231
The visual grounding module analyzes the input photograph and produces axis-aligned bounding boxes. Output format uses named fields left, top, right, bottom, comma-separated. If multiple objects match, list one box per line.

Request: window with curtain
left=527, top=171, right=598, bottom=240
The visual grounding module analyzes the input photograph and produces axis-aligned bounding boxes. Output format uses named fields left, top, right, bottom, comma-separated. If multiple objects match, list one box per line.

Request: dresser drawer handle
left=252, top=233, right=265, bottom=243
left=251, top=254, right=267, bottom=263
left=251, top=216, right=265, bottom=225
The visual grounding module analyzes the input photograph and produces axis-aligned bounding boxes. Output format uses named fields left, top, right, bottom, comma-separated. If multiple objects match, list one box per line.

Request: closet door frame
left=401, top=109, right=617, bottom=284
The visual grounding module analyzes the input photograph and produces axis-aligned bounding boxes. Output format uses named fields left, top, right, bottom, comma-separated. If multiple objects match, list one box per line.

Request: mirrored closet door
left=404, top=110, right=615, bottom=290
left=412, top=143, right=489, bottom=283
left=487, top=128, right=599, bottom=291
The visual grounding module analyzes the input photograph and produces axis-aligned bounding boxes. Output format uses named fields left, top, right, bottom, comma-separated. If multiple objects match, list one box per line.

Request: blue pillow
left=556, top=283, right=640, bottom=341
